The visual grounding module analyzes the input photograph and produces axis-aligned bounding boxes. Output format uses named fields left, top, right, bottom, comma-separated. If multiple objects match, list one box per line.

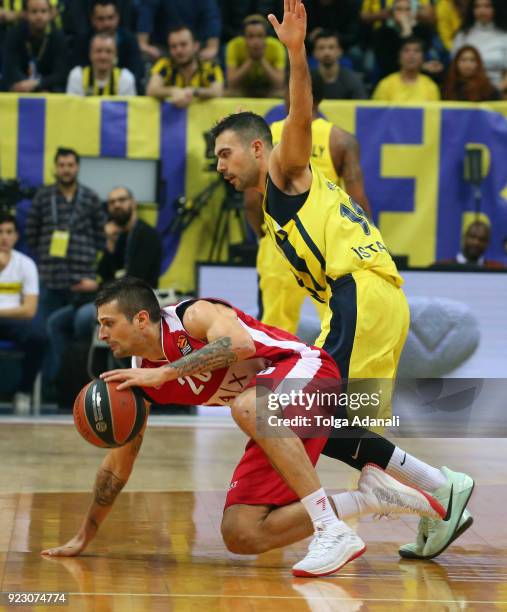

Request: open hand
left=268, top=0, right=307, bottom=53
left=100, top=367, right=170, bottom=390
left=41, top=535, right=88, bottom=557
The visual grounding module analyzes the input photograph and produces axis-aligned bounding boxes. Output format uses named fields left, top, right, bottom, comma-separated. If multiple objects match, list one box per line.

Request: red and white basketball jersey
left=131, top=299, right=325, bottom=406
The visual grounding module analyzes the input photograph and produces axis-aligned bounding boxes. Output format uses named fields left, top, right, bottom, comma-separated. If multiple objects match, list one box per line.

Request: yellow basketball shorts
left=257, top=234, right=326, bottom=335
left=316, top=270, right=410, bottom=422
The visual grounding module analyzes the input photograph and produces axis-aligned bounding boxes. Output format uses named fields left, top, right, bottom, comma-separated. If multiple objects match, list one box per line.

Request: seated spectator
left=137, top=0, right=221, bottom=63
left=147, top=26, right=223, bottom=106
left=311, top=30, right=366, bottom=99
left=443, top=44, right=500, bottom=100
left=436, top=0, right=469, bottom=51
left=218, top=0, right=280, bottom=44
left=372, top=36, right=441, bottom=101
left=361, top=0, right=436, bottom=31
left=433, top=220, right=505, bottom=268
left=67, top=33, right=136, bottom=96
left=62, top=0, right=134, bottom=40
left=371, top=0, right=439, bottom=79
left=71, top=0, right=143, bottom=89
left=226, top=14, right=285, bottom=98
left=49, top=186, right=162, bottom=376
left=307, top=0, right=362, bottom=54
left=0, top=212, right=46, bottom=415
left=2, top=0, right=67, bottom=92
left=452, top=0, right=507, bottom=91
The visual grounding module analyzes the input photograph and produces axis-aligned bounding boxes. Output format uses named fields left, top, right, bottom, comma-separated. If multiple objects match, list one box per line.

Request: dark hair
left=399, top=36, right=424, bottom=53
left=95, top=277, right=161, bottom=323
left=168, top=25, right=195, bottom=41
left=461, top=0, right=507, bottom=33
left=312, top=29, right=341, bottom=47
left=210, top=112, right=273, bottom=148
left=243, top=14, right=269, bottom=33
left=54, top=147, right=80, bottom=164
left=465, top=219, right=490, bottom=236
left=0, top=211, right=19, bottom=232
left=91, top=0, right=118, bottom=12
left=443, top=45, right=498, bottom=101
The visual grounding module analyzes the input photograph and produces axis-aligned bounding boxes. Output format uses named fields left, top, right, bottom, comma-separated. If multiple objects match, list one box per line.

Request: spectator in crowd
left=136, top=0, right=221, bottom=63
left=61, top=0, right=134, bottom=39
left=226, top=14, right=285, bottom=98
left=0, top=212, right=46, bottom=415
left=99, top=187, right=162, bottom=287
left=443, top=44, right=500, bottom=100
left=434, top=220, right=505, bottom=268
left=1, top=0, right=67, bottom=92
left=71, top=0, right=143, bottom=89
left=306, top=0, right=362, bottom=54
left=218, top=0, right=281, bottom=44
left=452, top=0, right=507, bottom=91
left=47, top=186, right=162, bottom=382
left=147, top=25, right=223, bottom=106
left=25, top=147, right=106, bottom=332
left=436, top=0, right=469, bottom=51
left=311, top=30, right=366, bottom=99
left=361, top=0, right=435, bottom=31
left=372, top=36, right=441, bottom=101
left=67, top=32, right=136, bottom=96
left=371, top=0, right=440, bottom=79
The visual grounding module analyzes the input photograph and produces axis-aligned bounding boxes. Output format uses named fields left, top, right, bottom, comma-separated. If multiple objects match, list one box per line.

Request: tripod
left=208, top=181, right=247, bottom=262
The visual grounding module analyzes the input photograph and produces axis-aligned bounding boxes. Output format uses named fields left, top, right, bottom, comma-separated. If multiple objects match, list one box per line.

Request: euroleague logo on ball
left=91, top=384, right=108, bottom=432
left=176, top=334, right=192, bottom=356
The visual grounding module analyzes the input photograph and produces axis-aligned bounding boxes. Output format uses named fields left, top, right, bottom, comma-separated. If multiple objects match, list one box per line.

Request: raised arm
left=330, top=126, right=372, bottom=218
left=268, top=0, right=313, bottom=189
left=101, top=301, right=255, bottom=390
left=41, top=427, right=146, bottom=557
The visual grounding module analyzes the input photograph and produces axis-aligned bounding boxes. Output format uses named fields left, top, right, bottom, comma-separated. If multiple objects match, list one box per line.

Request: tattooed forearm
left=87, top=517, right=99, bottom=531
left=165, top=336, right=238, bottom=377
left=94, top=468, right=126, bottom=507
left=131, top=434, right=143, bottom=457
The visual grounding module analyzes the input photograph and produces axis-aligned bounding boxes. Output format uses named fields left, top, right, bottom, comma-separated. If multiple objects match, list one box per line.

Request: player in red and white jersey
left=132, top=297, right=333, bottom=408
left=41, top=277, right=445, bottom=577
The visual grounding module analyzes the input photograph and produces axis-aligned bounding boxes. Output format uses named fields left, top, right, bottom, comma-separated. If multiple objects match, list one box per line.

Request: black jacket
left=98, top=220, right=162, bottom=289
left=2, top=22, right=68, bottom=91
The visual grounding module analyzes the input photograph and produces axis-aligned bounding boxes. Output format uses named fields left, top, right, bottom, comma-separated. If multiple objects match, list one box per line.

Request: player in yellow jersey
left=211, top=0, right=474, bottom=564
left=245, top=73, right=371, bottom=335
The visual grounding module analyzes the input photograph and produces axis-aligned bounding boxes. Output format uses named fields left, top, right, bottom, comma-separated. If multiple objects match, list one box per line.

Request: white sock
left=301, top=488, right=345, bottom=530
left=386, top=447, right=447, bottom=492
left=331, top=491, right=364, bottom=520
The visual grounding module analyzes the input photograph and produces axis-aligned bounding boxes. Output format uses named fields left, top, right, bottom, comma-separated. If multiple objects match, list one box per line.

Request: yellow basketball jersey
left=270, top=118, right=342, bottom=187
left=262, top=163, right=403, bottom=303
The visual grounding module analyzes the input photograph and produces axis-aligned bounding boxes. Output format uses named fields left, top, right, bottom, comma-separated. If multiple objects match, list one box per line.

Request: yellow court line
left=64, top=593, right=507, bottom=604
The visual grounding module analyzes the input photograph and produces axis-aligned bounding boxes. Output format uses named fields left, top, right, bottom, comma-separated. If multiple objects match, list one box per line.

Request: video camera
left=0, top=179, right=37, bottom=212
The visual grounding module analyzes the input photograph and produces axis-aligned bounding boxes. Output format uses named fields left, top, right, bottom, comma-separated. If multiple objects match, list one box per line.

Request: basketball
left=73, top=379, right=147, bottom=448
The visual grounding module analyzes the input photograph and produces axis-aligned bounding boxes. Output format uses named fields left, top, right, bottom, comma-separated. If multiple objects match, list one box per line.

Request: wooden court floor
left=0, top=421, right=506, bottom=611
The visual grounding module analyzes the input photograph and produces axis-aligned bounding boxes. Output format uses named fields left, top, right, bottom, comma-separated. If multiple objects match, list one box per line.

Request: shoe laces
left=372, top=512, right=401, bottom=521
left=306, top=524, right=348, bottom=558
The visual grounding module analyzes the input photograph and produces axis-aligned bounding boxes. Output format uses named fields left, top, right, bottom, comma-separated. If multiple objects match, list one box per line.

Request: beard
left=110, top=208, right=133, bottom=228
left=58, top=175, right=77, bottom=187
